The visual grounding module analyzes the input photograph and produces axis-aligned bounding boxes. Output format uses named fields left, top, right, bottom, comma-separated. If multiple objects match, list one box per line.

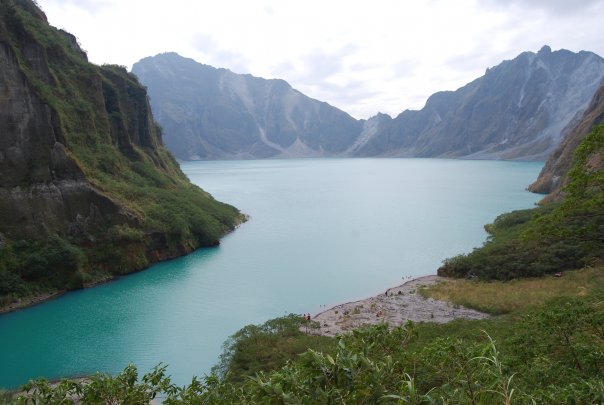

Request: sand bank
left=309, top=275, right=488, bottom=337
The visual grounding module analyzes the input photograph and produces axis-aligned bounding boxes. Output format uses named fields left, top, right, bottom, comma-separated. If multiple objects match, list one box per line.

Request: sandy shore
left=309, top=275, right=489, bottom=337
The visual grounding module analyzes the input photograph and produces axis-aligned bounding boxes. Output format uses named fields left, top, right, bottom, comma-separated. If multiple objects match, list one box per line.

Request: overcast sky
left=37, top=0, right=604, bottom=119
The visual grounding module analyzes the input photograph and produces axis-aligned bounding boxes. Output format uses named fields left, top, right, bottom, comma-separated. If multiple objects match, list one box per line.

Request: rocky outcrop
left=529, top=83, right=604, bottom=200
left=134, top=47, right=604, bottom=162
left=0, top=0, right=240, bottom=297
left=132, top=53, right=363, bottom=160
left=0, top=33, right=132, bottom=240
left=353, top=46, right=604, bottom=161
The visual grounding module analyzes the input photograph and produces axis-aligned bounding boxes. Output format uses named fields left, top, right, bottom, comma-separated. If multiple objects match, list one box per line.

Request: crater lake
left=0, top=158, right=543, bottom=388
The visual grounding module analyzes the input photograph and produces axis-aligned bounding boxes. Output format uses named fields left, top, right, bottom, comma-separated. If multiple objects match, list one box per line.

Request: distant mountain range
left=132, top=46, right=604, bottom=161
left=132, top=55, right=362, bottom=160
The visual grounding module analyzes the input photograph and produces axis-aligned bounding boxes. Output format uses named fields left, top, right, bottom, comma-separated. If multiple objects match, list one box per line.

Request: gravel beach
left=309, top=275, right=489, bottom=337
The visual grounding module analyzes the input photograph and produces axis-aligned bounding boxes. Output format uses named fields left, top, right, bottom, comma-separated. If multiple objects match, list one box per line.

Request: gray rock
left=0, top=36, right=126, bottom=240
left=134, top=47, right=604, bottom=162
left=529, top=82, right=604, bottom=198
left=353, top=46, right=604, bottom=161
left=132, top=53, right=363, bottom=160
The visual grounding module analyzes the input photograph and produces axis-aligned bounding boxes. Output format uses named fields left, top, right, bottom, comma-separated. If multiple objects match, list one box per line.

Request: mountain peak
left=538, top=45, right=552, bottom=55
left=132, top=54, right=363, bottom=160
left=133, top=47, right=604, bottom=162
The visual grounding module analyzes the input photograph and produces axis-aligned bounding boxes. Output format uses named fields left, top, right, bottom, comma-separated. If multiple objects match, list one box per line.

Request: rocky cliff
left=134, top=47, right=604, bottom=162
left=353, top=46, right=604, bottom=161
left=529, top=83, right=604, bottom=199
left=132, top=53, right=363, bottom=160
left=0, top=0, right=240, bottom=302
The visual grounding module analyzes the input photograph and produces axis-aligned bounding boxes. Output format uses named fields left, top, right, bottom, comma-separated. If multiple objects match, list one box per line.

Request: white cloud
left=478, top=0, right=603, bottom=15
left=191, top=33, right=250, bottom=74
left=36, top=0, right=604, bottom=119
left=40, top=0, right=111, bottom=13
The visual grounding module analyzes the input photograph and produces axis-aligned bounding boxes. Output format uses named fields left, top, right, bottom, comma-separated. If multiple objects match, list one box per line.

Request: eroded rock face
left=353, top=46, right=604, bottom=161
left=0, top=181, right=133, bottom=239
left=0, top=36, right=128, bottom=240
left=529, top=83, right=604, bottom=199
left=134, top=47, right=604, bottom=162
left=0, top=0, right=239, bottom=283
left=132, top=53, right=365, bottom=160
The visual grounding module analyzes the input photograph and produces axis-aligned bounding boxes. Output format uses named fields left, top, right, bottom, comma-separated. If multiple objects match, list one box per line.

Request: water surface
left=0, top=158, right=542, bottom=388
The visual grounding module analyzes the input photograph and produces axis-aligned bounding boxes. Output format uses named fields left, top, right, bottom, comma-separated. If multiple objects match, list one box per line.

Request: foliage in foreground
left=438, top=124, right=604, bottom=281
left=212, top=314, right=335, bottom=384
left=7, top=290, right=604, bottom=404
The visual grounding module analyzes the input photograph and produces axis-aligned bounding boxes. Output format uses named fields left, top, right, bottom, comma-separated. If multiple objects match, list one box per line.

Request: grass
left=0, top=391, right=12, bottom=403
left=420, top=265, right=604, bottom=314
left=216, top=265, right=604, bottom=385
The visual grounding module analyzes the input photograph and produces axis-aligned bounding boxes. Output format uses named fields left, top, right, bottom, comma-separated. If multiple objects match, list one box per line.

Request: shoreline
left=0, top=217, right=249, bottom=316
left=309, top=275, right=489, bottom=337
left=0, top=273, right=116, bottom=315
left=0, top=291, right=65, bottom=315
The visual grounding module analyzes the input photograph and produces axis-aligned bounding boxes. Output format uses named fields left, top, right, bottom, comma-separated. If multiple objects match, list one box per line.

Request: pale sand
left=308, top=275, right=489, bottom=337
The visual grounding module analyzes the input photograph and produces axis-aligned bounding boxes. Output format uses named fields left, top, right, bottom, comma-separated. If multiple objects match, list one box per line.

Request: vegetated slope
left=132, top=53, right=363, bottom=160
left=529, top=82, right=604, bottom=197
left=0, top=0, right=241, bottom=305
left=436, top=85, right=603, bottom=281
left=353, top=46, right=604, bottom=160
left=134, top=47, right=604, bottom=162
left=437, top=123, right=603, bottom=280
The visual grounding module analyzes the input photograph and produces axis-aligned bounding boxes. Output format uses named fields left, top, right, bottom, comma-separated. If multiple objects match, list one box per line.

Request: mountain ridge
left=354, top=46, right=604, bottom=160
left=133, top=46, right=604, bottom=162
left=133, top=52, right=363, bottom=160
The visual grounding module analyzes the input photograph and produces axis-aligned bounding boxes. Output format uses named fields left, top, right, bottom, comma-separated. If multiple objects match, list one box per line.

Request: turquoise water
left=0, top=158, right=543, bottom=388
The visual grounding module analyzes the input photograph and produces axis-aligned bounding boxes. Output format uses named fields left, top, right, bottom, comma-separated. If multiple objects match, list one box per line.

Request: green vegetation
left=213, top=314, right=336, bottom=384
left=0, top=237, right=87, bottom=306
left=6, top=122, right=602, bottom=404
left=420, top=265, right=604, bottom=314
left=438, top=124, right=604, bottom=281
left=7, top=288, right=603, bottom=403
left=0, top=0, right=241, bottom=306
left=1, top=2, right=602, bottom=401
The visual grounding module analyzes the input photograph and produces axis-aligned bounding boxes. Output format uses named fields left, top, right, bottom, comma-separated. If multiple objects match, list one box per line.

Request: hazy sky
left=37, top=0, right=604, bottom=119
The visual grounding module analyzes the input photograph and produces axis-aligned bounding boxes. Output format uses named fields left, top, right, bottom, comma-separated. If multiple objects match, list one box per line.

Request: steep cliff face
left=353, top=46, right=604, bottom=161
left=529, top=83, right=604, bottom=199
left=134, top=47, right=604, bottom=162
left=132, top=53, right=363, bottom=160
left=0, top=0, right=240, bottom=300
left=0, top=38, right=131, bottom=240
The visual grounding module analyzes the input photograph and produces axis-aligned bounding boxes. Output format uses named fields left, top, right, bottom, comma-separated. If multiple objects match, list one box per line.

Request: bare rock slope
left=134, top=47, right=604, bottom=162
left=529, top=82, right=604, bottom=198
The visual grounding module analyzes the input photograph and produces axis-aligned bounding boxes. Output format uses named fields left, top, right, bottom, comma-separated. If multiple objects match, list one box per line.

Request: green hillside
left=0, top=0, right=241, bottom=307
left=438, top=125, right=603, bottom=281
